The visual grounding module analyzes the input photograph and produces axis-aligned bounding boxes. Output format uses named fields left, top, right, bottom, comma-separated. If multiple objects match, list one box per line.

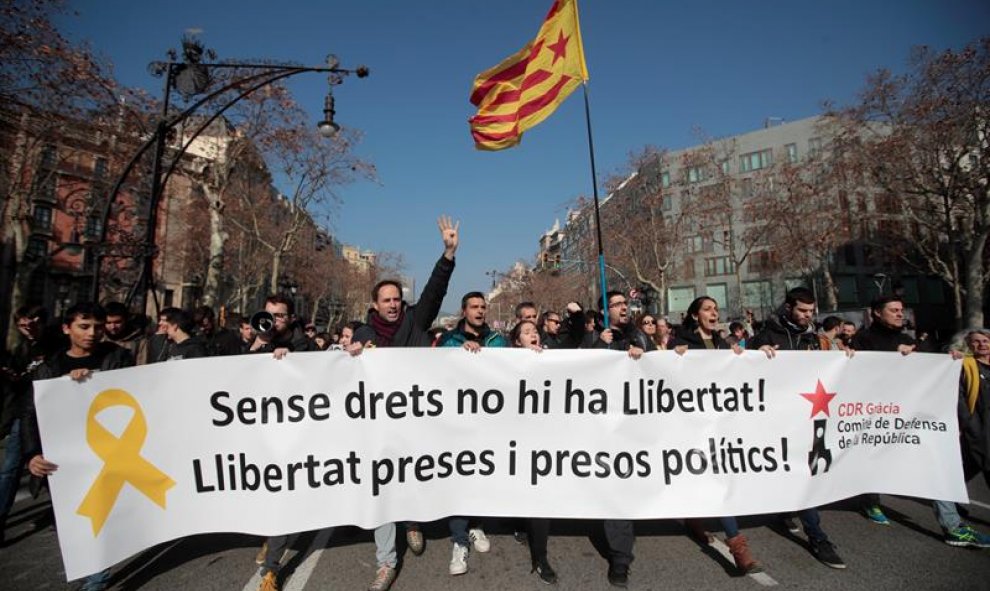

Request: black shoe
left=607, top=566, right=629, bottom=588
left=810, top=539, right=846, bottom=569
left=532, top=559, right=558, bottom=584
left=514, top=530, right=528, bottom=545
left=782, top=516, right=800, bottom=534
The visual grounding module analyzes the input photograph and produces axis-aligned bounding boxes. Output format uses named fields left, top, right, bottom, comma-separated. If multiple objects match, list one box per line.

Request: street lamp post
left=90, top=37, right=368, bottom=314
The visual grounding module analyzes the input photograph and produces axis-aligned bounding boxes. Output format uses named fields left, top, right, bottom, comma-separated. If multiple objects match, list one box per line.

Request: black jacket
left=748, top=313, right=820, bottom=351
left=168, top=336, right=209, bottom=360
left=670, top=327, right=731, bottom=351
left=251, top=325, right=316, bottom=354
left=851, top=322, right=916, bottom=352
left=365, top=255, right=454, bottom=348
left=541, top=309, right=586, bottom=350
left=589, top=322, right=656, bottom=352
left=21, top=343, right=134, bottom=461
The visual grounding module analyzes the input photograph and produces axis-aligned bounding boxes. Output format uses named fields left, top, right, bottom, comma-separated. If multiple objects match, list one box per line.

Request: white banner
left=34, top=349, right=965, bottom=579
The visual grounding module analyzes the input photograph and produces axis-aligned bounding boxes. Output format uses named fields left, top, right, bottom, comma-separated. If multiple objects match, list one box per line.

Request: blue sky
left=61, top=0, right=989, bottom=313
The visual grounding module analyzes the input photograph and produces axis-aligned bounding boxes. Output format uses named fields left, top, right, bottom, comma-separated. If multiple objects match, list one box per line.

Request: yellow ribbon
left=76, top=389, right=176, bottom=536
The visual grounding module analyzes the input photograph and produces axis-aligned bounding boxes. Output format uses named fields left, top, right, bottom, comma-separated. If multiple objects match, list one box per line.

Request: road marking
left=241, top=530, right=333, bottom=591
left=284, top=529, right=333, bottom=591
left=709, top=538, right=778, bottom=586
left=970, top=499, right=990, bottom=511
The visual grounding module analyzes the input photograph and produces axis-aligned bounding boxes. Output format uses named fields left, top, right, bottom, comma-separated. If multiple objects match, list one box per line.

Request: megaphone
left=250, top=311, right=275, bottom=335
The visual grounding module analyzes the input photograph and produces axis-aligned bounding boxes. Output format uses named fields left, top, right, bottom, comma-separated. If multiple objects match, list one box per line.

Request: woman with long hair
left=672, top=296, right=761, bottom=574
left=508, top=320, right=558, bottom=584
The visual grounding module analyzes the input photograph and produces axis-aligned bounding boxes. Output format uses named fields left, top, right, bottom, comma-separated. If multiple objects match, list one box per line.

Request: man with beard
left=437, top=292, right=506, bottom=575
left=583, top=291, right=652, bottom=587
left=103, top=302, right=145, bottom=359
left=343, top=216, right=459, bottom=590
left=748, top=287, right=846, bottom=569
left=589, top=291, right=655, bottom=359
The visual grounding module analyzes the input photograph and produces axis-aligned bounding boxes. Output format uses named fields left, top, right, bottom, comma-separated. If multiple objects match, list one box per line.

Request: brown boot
left=726, top=534, right=762, bottom=573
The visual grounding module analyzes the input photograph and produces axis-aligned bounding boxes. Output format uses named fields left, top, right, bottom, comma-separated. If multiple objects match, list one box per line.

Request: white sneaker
left=449, top=543, right=469, bottom=575
left=469, top=528, right=491, bottom=553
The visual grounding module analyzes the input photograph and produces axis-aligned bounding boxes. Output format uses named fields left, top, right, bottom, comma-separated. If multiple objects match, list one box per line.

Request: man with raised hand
left=346, top=215, right=459, bottom=590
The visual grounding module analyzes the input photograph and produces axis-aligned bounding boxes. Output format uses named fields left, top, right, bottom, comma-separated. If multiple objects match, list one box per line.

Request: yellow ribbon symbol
left=76, top=389, right=176, bottom=536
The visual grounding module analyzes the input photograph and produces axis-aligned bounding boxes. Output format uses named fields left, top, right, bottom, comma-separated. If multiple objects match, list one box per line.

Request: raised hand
left=438, top=215, right=460, bottom=260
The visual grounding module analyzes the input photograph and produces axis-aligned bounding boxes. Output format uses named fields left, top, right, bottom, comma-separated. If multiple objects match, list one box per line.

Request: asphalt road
left=2, top=477, right=989, bottom=590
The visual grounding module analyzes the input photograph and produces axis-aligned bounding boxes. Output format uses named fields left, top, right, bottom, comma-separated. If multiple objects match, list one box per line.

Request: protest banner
left=33, top=349, right=965, bottom=579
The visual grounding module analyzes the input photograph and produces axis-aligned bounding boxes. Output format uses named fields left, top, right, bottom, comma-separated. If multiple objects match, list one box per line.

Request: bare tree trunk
left=269, top=252, right=282, bottom=294
left=964, top=233, right=987, bottom=328
left=821, top=265, right=838, bottom=312
left=201, top=187, right=226, bottom=308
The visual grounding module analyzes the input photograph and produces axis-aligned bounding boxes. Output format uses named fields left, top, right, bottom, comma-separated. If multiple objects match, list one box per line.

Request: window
left=707, top=283, right=728, bottom=309
left=681, top=258, right=696, bottom=280
left=35, top=174, right=57, bottom=202
left=661, top=171, right=671, bottom=188
left=704, top=256, right=735, bottom=276
left=661, top=194, right=672, bottom=211
left=742, top=280, right=773, bottom=310
left=786, top=143, right=798, bottom=163
left=27, top=237, right=48, bottom=258
left=686, top=235, right=704, bottom=253
left=667, top=286, right=696, bottom=314
left=687, top=166, right=705, bottom=183
left=808, top=137, right=823, bottom=158
left=39, top=144, right=57, bottom=169
left=32, top=204, right=53, bottom=231
left=739, top=149, right=772, bottom=172
left=93, top=157, right=108, bottom=180
left=748, top=250, right=776, bottom=274
left=721, top=160, right=730, bottom=174
left=85, top=215, right=103, bottom=240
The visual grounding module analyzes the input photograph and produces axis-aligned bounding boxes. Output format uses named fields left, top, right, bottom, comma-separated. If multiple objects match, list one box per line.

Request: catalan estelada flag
left=469, top=0, right=589, bottom=150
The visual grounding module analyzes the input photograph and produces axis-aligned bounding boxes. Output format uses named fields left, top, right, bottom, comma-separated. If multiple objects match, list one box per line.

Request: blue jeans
left=0, top=419, right=23, bottom=528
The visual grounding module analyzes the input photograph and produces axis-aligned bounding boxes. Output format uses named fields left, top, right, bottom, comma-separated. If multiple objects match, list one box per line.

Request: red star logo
left=547, top=31, right=569, bottom=64
left=800, top=380, right=837, bottom=418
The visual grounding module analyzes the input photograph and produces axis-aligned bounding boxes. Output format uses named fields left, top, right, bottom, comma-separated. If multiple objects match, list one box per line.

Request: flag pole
left=582, top=83, right=610, bottom=327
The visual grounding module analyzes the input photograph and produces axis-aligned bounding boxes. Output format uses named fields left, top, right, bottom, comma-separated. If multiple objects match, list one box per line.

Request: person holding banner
left=346, top=215, right=459, bottom=587
left=849, top=295, right=920, bottom=526
left=749, top=287, right=847, bottom=568
left=21, top=303, right=134, bottom=591
left=591, top=291, right=655, bottom=358
left=509, top=319, right=560, bottom=584
left=672, top=296, right=763, bottom=575
left=436, top=291, right=507, bottom=575
left=586, top=291, right=653, bottom=587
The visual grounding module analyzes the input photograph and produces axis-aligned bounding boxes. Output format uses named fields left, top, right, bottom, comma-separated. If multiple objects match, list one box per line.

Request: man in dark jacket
left=194, top=306, right=243, bottom=357
left=749, top=287, right=846, bottom=569
left=589, top=291, right=655, bottom=359
left=0, top=305, right=59, bottom=544
left=539, top=304, right=585, bottom=350
left=246, top=295, right=315, bottom=358
left=354, top=216, right=458, bottom=352
left=848, top=295, right=916, bottom=526
left=160, top=308, right=208, bottom=360
left=346, top=216, right=458, bottom=585
left=23, top=302, right=133, bottom=591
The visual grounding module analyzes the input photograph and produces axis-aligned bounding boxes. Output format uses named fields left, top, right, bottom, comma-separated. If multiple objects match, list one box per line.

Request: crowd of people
left=1, top=217, right=989, bottom=591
